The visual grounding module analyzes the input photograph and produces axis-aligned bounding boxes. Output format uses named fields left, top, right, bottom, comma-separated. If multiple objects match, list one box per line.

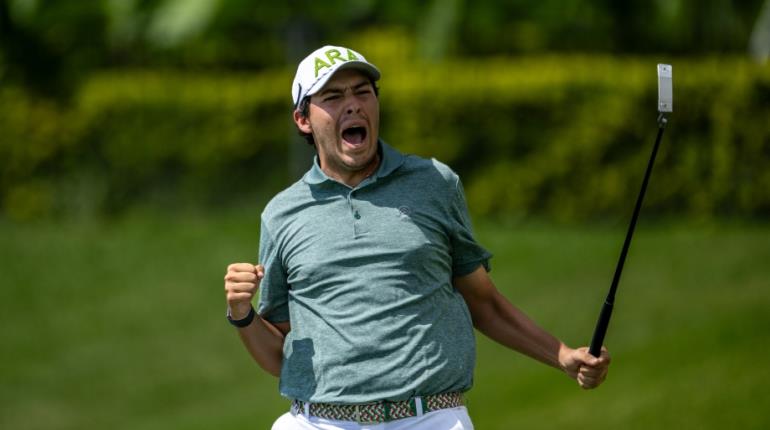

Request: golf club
left=588, top=64, right=673, bottom=358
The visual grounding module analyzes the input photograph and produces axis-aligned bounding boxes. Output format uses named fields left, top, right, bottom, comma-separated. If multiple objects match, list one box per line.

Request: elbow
left=266, top=366, right=282, bottom=378
left=257, top=356, right=283, bottom=378
left=470, top=292, right=514, bottom=335
left=468, top=302, right=498, bottom=333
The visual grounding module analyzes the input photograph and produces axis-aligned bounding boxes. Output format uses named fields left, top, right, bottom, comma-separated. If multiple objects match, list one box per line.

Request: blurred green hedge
left=2, top=56, right=769, bottom=221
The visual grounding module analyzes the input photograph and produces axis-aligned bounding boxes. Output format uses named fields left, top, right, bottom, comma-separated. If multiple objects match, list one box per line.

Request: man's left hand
left=559, top=345, right=611, bottom=389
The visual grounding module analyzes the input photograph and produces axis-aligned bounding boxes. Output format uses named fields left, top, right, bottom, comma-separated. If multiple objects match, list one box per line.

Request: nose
left=345, top=95, right=362, bottom=115
left=346, top=104, right=361, bottom=115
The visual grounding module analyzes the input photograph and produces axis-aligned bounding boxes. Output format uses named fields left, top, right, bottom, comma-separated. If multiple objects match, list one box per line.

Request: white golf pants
left=271, top=406, right=474, bottom=430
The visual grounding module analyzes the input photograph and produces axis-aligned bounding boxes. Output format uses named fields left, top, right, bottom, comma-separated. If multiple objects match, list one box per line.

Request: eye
left=324, top=94, right=341, bottom=102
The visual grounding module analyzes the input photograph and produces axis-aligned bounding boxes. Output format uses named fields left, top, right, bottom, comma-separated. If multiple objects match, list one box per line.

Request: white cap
left=291, top=45, right=380, bottom=108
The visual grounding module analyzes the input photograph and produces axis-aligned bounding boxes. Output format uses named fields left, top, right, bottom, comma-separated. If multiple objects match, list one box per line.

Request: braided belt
left=291, top=391, right=464, bottom=424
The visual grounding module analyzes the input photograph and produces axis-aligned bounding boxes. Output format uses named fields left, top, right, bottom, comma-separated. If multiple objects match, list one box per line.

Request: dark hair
left=294, top=79, right=379, bottom=147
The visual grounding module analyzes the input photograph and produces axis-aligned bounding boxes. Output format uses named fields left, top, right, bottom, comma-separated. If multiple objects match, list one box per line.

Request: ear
left=293, top=109, right=313, bottom=134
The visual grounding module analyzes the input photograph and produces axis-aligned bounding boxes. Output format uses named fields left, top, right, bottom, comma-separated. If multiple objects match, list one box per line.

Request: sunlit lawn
left=1, top=210, right=768, bottom=429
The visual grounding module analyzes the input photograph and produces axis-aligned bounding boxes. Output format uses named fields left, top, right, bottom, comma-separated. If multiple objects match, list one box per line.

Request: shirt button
left=354, top=211, right=361, bottom=219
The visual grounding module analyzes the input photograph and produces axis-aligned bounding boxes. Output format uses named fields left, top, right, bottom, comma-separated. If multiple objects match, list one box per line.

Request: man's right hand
left=223, top=263, right=286, bottom=377
left=224, top=263, right=264, bottom=320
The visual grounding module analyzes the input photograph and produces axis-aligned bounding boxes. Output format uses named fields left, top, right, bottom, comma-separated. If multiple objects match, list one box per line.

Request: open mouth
left=342, top=126, right=367, bottom=146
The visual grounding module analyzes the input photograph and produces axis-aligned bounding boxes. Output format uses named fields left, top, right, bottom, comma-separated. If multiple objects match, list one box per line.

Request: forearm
left=456, top=266, right=610, bottom=388
left=473, top=290, right=566, bottom=371
left=235, top=315, right=286, bottom=377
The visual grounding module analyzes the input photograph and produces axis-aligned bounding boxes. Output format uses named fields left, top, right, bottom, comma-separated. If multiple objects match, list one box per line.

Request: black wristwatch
left=227, top=306, right=256, bottom=328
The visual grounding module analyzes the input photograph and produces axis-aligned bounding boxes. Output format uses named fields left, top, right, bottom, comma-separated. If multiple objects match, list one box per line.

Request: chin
left=343, top=148, right=376, bottom=166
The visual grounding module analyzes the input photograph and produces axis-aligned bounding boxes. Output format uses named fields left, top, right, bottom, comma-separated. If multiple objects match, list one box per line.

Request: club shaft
left=589, top=115, right=667, bottom=357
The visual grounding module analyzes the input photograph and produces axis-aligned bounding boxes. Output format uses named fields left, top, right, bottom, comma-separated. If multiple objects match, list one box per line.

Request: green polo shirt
left=257, top=141, right=491, bottom=404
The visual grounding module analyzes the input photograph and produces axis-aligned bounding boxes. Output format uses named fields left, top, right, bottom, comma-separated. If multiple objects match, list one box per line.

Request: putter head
left=657, top=64, right=673, bottom=113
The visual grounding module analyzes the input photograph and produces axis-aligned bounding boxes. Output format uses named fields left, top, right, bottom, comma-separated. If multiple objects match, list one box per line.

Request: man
left=224, top=45, right=611, bottom=430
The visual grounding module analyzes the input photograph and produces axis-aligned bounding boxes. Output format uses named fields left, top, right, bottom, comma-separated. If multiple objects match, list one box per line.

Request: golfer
left=224, top=45, right=611, bottom=430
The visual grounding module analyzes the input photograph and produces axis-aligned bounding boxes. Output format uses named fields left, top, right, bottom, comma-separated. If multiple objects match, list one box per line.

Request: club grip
left=589, top=301, right=614, bottom=357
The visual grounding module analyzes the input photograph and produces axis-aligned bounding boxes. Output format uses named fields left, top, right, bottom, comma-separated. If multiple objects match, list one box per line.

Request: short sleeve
left=449, top=177, right=492, bottom=277
left=256, top=218, right=290, bottom=323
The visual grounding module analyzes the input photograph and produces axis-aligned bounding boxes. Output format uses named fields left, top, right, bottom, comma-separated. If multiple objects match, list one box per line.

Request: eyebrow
left=318, top=80, right=371, bottom=97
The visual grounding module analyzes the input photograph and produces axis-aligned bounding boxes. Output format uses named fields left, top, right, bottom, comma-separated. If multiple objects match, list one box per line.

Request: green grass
left=1, top=211, right=768, bottom=429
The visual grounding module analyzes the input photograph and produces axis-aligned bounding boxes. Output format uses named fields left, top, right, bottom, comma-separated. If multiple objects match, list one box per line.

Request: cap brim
left=305, top=61, right=381, bottom=98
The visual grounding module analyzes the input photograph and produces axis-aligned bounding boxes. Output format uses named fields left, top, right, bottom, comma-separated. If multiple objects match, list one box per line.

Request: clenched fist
left=224, top=263, right=264, bottom=320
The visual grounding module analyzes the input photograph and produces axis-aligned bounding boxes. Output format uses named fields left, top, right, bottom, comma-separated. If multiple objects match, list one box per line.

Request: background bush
left=2, top=56, right=769, bottom=221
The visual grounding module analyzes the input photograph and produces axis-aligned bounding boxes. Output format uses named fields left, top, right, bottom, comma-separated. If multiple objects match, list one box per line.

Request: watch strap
left=227, top=306, right=256, bottom=328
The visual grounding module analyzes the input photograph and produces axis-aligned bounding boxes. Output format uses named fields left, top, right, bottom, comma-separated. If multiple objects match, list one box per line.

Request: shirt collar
left=302, top=139, right=405, bottom=185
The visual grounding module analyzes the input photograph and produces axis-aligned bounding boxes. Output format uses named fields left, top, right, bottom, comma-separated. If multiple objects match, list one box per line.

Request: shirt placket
left=347, top=189, right=365, bottom=237
left=347, top=177, right=376, bottom=237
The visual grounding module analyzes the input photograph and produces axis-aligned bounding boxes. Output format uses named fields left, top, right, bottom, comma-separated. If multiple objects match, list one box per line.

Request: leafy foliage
left=1, top=1, right=766, bottom=98
left=2, top=57, right=768, bottom=221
